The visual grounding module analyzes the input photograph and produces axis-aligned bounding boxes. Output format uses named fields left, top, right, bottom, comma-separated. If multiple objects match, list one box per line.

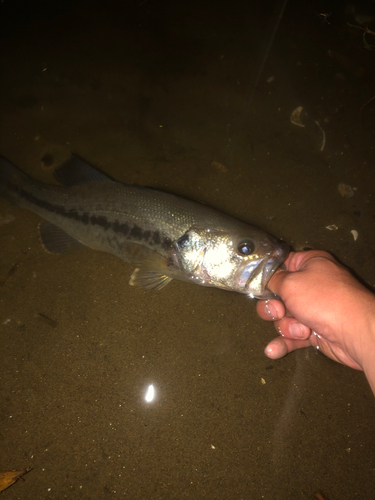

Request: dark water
left=1, top=1, right=375, bottom=498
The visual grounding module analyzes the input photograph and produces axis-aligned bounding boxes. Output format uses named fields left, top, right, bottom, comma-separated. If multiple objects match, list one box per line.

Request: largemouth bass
left=0, top=155, right=288, bottom=299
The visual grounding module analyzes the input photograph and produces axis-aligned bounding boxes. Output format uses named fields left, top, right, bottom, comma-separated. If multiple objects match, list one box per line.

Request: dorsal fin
left=53, top=154, right=115, bottom=186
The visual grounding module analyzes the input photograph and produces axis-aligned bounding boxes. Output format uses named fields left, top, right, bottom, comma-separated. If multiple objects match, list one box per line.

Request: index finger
left=283, top=250, right=338, bottom=272
left=267, top=250, right=338, bottom=295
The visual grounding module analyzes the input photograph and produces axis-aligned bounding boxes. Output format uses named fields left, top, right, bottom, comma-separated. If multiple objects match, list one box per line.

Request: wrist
left=352, top=290, right=375, bottom=395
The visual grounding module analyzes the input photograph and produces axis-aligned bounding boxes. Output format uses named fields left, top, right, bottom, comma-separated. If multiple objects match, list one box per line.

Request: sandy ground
left=1, top=0, right=375, bottom=498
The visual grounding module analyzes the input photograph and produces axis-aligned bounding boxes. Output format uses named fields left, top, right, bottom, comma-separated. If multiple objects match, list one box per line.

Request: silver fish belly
left=0, top=154, right=288, bottom=299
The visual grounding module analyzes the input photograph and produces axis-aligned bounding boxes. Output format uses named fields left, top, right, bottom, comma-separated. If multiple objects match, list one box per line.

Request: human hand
left=257, top=251, right=375, bottom=381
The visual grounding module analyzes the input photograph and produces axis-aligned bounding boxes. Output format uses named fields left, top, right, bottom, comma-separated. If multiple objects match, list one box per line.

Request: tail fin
left=0, top=156, right=30, bottom=206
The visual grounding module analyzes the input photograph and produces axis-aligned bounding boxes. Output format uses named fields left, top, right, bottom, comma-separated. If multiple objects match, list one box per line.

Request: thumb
left=267, top=268, right=290, bottom=297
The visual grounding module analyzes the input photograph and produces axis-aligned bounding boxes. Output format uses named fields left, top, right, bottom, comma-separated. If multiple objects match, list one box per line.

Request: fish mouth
left=245, top=242, right=289, bottom=299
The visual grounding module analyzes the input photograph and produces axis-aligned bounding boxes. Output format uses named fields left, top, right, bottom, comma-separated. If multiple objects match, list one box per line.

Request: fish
left=0, top=154, right=288, bottom=299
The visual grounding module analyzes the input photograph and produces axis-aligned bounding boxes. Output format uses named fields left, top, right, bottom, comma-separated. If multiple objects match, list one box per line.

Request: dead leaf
left=0, top=469, right=32, bottom=493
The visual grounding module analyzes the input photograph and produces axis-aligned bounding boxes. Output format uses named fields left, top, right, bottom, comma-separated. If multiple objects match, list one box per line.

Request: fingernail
left=265, top=300, right=278, bottom=320
left=289, top=322, right=304, bottom=338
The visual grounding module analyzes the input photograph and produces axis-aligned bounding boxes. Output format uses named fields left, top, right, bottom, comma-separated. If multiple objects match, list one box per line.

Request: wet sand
left=1, top=1, right=375, bottom=498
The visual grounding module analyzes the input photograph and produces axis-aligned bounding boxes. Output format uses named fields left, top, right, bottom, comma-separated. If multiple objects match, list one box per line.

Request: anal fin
left=38, top=221, right=84, bottom=254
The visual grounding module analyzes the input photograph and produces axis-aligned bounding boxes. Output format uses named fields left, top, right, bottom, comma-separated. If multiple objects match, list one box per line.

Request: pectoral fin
left=129, top=268, right=172, bottom=290
left=122, top=241, right=173, bottom=290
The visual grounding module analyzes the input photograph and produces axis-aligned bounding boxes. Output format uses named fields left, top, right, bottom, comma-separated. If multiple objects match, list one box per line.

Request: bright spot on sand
left=145, top=384, right=155, bottom=403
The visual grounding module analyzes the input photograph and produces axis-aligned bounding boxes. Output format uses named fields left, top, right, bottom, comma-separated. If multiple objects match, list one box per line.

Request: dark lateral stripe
left=17, top=185, right=173, bottom=250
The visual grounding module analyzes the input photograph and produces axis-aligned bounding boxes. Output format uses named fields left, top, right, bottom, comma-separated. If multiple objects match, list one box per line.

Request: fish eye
left=238, top=239, right=255, bottom=256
